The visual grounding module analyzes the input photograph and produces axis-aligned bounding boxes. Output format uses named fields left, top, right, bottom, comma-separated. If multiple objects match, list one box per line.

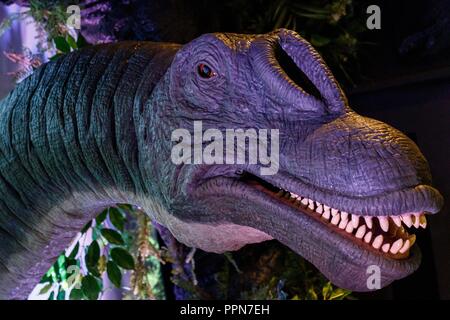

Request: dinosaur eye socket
left=197, top=63, right=215, bottom=79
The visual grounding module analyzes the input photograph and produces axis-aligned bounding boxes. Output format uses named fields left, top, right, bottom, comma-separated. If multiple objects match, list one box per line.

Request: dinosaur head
left=150, top=29, right=444, bottom=291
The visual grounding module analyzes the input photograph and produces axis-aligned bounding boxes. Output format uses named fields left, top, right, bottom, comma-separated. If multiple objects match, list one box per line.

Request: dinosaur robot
left=0, top=29, right=443, bottom=299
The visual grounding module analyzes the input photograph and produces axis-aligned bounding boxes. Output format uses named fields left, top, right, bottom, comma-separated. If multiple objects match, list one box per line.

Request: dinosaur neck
left=0, top=41, right=180, bottom=299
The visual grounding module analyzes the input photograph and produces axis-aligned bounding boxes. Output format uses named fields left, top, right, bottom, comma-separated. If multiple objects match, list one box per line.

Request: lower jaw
left=194, top=174, right=424, bottom=290
left=238, top=171, right=427, bottom=261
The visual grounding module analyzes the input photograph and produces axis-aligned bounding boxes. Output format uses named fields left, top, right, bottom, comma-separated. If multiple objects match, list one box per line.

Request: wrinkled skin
left=0, top=29, right=443, bottom=299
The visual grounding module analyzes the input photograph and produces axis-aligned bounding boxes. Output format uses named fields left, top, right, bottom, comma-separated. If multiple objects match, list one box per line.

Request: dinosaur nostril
left=273, top=44, right=323, bottom=100
left=249, top=29, right=347, bottom=117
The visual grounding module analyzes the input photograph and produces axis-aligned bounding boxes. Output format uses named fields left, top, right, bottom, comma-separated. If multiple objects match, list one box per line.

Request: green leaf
left=66, top=34, right=77, bottom=49
left=54, top=36, right=71, bottom=53
left=117, top=203, right=132, bottom=211
left=40, top=272, right=52, bottom=283
left=85, top=240, right=100, bottom=276
left=48, top=291, right=55, bottom=300
left=80, top=221, right=92, bottom=233
left=76, top=33, right=88, bottom=48
left=100, top=228, right=124, bottom=245
left=111, top=248, right=135, bottom=270
left=329, top=288, right=351, bottom=300
left=107, top=261, right=122, bottom=288
left=39, top=282, right=53, bottom=295
left=69, top=288, right=84, bottom=300
left=49, top=53, right=63, bottom=61
left=306, top=287, right=318, bottom=300
left=68, top=243, right=79, bottom=260
left=109, top=207, right=125, bottom=231
left=57, top=289, right=66, bottom=300
left=310, top=34, right=331, bottom=47
left=322, top=281, right=332, bottom=299
left=81, top=275, right=101, bottom=300
left=96, top=209, right=108, bottom=225
left=65, top=257, right=78, bottom=267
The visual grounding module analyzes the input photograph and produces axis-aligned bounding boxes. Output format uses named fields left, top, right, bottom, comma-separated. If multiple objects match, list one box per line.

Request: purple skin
left=0, top=29, right=444, bottom=299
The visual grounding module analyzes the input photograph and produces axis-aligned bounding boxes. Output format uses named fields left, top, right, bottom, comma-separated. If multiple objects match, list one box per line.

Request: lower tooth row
left=284, top=191, right=419, bottom=254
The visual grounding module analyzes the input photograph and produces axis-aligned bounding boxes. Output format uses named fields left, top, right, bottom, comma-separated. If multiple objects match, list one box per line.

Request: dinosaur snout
left=249, top=29, right=347, bottom=118
left=298, top=112, right=432, bottom=197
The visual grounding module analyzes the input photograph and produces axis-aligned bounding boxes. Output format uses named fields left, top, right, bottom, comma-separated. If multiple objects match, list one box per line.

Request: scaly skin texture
left=0, top=29, right=443, bottom=299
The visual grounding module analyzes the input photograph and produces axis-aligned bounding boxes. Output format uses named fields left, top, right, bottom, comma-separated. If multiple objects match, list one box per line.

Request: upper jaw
left=243, top=168, right=444, bottom=217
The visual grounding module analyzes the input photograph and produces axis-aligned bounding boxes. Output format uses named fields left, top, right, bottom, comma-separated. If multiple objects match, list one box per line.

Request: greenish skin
left=0, top=29, right=443, bottom=299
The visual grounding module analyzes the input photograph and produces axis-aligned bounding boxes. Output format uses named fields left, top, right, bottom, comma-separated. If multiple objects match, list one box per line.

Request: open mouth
left=239, top=171, right=428, bottom=260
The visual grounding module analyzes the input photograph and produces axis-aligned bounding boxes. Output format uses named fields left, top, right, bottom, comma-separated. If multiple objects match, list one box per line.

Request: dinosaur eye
left=197, top=63, right=215, bottom=79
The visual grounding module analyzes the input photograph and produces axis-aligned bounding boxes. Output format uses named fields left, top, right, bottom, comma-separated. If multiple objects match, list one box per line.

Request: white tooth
left=355, top=225, right=366, bottom=239
left=412, top=214, right=420, bottom=228
left=364, top=216, right=373, bottom=229
left=301, top=198, right=308, bottom=206
left=381, top=243, right=390, bottom=253
left=338, top=219, right=348, bottom=229
left=390, top=239, right=403, bottom=254
left=341, top=212, right=348, bottom=221
left=364, top=231, right=372, bottom=243
left=308, top=200, right=315, bottom=210
left=290, top=193, right=297, bottom=199
left=345, top=223, right=354, bottom=233
left=419, top=214, right=427, bottom=228
left=378, top=216, right=389, bottom=232
left=316, top=204, right=323, bottom=214
left=392, top=216, right=402, bottom=227
left=324, top=205, right=330, bottom=212
left=351, top=215, right=360, bottom=229
left=399, top=239, right=410, bottom=254
left=401, top=214, right=413, bottom=228
left=331, top=208, right=339, bottom=216
left=322, top=210, right=330, bottom=220
left=372, top=235, right=383, bottom=249
left=331, top=214, right=340, bottom=225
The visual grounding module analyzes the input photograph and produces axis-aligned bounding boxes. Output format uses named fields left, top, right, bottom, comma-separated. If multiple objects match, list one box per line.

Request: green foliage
left=111, top=248, right=135, bottom=270
left=206, top=242, right=353, bottom=300
left=36, top=205, right=165, bottom=300
left=50, top=33, right=88, bottom=60
left=101, top=229, right=125, bottom=245
left=85, top=240, right=101, bottom=277
left=109, top=207, right=126, bottom=231
left=107, top=261, right=122, bottom=288
left=81, top=275, right=101, bottom=300
left=0, top=1, right=84, bottom=52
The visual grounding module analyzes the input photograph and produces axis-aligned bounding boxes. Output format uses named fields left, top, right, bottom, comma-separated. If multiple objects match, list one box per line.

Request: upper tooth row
left=287, top=191, right=427, bottom=231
